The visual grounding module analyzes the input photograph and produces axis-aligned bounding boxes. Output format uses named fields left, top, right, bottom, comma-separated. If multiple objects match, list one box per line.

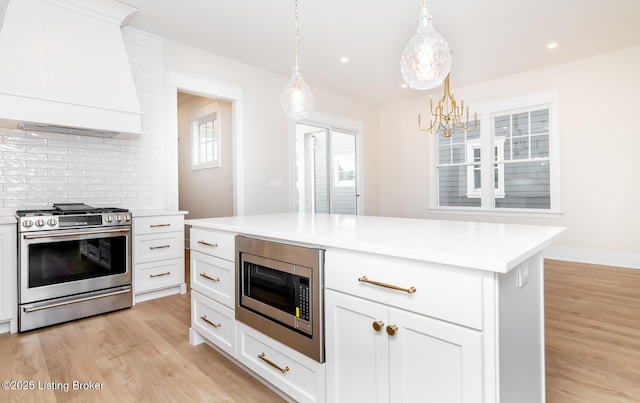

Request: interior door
left=295, top=123, right=359, bottom=214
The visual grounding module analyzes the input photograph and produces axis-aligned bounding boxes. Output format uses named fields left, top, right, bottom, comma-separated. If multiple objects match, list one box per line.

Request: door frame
left=166, top=69, right=244, bottom=215
left=290, top=111, right=364, bottom=214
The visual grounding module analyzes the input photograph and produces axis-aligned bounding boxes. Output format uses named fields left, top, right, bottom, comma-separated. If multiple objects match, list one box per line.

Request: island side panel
left=498, top=251, right=545, bottom=403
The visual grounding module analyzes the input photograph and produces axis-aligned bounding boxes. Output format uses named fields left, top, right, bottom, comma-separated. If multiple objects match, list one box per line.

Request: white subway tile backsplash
left=28, top=176, right=68, bottom=184
left=5, top=184, right=48, bottom=192
left=67, top=177, right=104, bottom=185
left=3, top=153, right=47, bottom=162
left=4, top=168, right=47, bottom=176
left=0, top=28, right=166, bottom=211
left=0, top=160, right=27, bottom=168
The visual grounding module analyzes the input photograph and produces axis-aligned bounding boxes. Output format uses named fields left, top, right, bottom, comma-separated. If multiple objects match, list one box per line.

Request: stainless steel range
left=16, top=203, right=132, bottom=332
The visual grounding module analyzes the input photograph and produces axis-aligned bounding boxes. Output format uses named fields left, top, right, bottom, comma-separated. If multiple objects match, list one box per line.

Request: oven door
left=19, top=226, right=132, bottom=304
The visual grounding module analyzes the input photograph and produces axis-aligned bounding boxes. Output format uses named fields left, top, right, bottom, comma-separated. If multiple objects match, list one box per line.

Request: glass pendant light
left=400, top=0, right=452, bottom=90
left=281, top=0, right=313, bottom=120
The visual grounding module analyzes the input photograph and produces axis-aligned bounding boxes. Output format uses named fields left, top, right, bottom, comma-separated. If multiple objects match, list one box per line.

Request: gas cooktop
left=16, top=203, right=128, bottom=217
left=16, top=203, right=131, bottom=232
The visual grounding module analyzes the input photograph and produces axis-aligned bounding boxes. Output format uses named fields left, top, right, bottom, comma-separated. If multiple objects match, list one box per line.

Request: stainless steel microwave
left=235, top=236, right=325, bottom=362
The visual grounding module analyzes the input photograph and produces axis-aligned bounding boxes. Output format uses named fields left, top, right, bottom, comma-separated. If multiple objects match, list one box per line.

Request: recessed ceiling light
left=340, top=56, right=349, bottom=63
left=547, top=42, right=558, bottom=49
left=401, top=83, right=408, bottom=89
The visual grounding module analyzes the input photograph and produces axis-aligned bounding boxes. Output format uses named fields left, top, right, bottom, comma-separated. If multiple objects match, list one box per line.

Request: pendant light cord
left=294, top=0, right=300, bottom=69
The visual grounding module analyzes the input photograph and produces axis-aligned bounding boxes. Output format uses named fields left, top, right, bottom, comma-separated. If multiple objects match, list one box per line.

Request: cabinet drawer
left=190, top=228, right=235, bottom=261
left=325, top=248, right=486, bottom=330
left=192, top=290, right=236, bottom=358
left=236, top=322, right=325, bottom=403
left=134, top=232, right=183, bottom=263
left=190, top=251, right=234, bottom=308
left=134, top=215, right=184, bottom=235
left=135, top=258, right=183, bottom=294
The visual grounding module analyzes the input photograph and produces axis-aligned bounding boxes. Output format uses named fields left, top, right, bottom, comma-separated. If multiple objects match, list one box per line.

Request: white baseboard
left=545, top=246, right=640, bottom=270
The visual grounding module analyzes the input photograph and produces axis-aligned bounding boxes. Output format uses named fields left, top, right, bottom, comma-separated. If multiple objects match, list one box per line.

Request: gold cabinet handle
left=150, top=223, right=171, bottom=228
left=372, top=320, right=385, bottom=332
left=198, top=240, right=219, bottom=248
left=200, top=315, right=221, bottom=328
left=149, top=244, right=170, bottom=250
left=358, top=276, right=417, bottom=294
left=150, top=272, right=171, bottom=278
left=257, top=353, right=290, bottom=374
left=386, top=325, right=398, bottom=336
left=199, top=272, right=221, bottom=282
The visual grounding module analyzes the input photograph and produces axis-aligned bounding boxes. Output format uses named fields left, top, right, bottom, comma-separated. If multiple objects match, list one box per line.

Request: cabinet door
left=388, top=309, right=483, bottom=403
left=325, top=290, right=389, bottom=403
left=0, top=224, right=17, bottom=326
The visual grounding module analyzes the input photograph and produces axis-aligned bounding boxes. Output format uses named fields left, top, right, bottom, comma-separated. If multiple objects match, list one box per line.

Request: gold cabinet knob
left=386, top=325, right=398, bottom=336
left=372, top=320, right=385, bottom=332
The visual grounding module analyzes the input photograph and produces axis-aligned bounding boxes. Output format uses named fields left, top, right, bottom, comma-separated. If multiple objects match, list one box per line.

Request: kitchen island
left=185, top=213, right=565, bottom=403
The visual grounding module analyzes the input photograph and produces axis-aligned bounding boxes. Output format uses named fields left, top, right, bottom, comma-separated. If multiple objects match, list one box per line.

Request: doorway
left=295, top=122, right=359, bottom=214
left=167, top=71, right=244, bottom=286
left=177, top=91, right=233, bottom=220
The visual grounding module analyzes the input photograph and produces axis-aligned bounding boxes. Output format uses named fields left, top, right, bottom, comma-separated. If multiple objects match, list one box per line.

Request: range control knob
left=105, top=216, right=113, bottom=223
left=35, top=219, right=45, bottom=227
left=116, top=215, right=123, bottom=222
left=47, top=219, right=57, bottom=227
left=22, top=220, right=33, bottom=228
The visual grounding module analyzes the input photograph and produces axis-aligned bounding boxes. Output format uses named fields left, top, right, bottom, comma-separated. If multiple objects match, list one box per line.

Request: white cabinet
left=132, top=213, right=186, bottom=303
left=189, top=228, right=238, bottom=358
left=188, top=228, right=326, bottom=403
left=0, top=222, right=17, bottom=333
left=191, top=289, right=236, bottom=357
left=237, top=322, right=326, bottom=403
left=325, top=248, right=485, bottom=403
left=190, top=249, right=234, bottom=309
left=326, top=290, right=482, bottom=403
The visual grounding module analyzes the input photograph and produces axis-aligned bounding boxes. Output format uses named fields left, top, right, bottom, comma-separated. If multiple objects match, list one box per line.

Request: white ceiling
left=121, top=0, right=640, bottom=105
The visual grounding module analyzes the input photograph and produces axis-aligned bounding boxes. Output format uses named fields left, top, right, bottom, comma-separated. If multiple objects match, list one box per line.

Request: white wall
left=163, top=40, right=380, bottom=215
left=378, top=46, right=640, bottom=268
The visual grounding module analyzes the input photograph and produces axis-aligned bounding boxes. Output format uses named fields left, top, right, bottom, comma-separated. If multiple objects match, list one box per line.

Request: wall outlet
left=269, top=178, right=283, bottom=187
left=517, top=264, right=530, bottom=288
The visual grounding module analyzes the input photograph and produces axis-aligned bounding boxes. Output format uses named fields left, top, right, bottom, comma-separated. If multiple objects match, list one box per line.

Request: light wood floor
left=1, top=259, right=639, bottom=402
left=545, top=259, right=640, bottom=402
left=0, top=292, right=285, bottom=403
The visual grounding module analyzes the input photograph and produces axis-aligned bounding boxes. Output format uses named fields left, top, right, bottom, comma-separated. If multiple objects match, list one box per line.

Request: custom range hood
left=0, top=0, right=142, bottom=137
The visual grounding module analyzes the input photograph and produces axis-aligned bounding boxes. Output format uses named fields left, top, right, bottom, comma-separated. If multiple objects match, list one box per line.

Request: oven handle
left=23, top=288, right=131, bottom=313
left=23, top=228, right=130, bottom=239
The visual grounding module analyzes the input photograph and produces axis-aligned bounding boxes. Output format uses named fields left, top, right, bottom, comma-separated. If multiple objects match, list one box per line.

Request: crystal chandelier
left=400, top=0, right=452, bottom=90
left=418, top=73, right=477, bottom=138
left=281, top=0, right=313, bottom=120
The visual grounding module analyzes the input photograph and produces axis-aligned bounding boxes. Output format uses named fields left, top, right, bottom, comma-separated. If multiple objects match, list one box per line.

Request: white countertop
left=132, top=210, right=188, bottom=217
left=0, top=215, right=16, bottom=225
left=185, top=213, right=565, bottom=273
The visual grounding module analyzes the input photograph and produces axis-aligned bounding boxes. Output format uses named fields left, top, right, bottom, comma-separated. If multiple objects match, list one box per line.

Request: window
left=334, top=154, right=356, bottom=187
left=192, top=112, right=220, bottom=170
left=433, top=92, right=558, bottom=213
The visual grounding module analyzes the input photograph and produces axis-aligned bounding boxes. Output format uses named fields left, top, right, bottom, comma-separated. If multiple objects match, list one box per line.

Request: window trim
left=465, top=138, right=505, bottom=199
left=190, top=103, right=221, bottom=171
left=430, top=90, right=561, bottom=215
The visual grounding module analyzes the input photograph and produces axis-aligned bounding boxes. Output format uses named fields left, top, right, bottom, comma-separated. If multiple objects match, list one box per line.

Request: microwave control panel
left=297, top=280, right=310, bottom=321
